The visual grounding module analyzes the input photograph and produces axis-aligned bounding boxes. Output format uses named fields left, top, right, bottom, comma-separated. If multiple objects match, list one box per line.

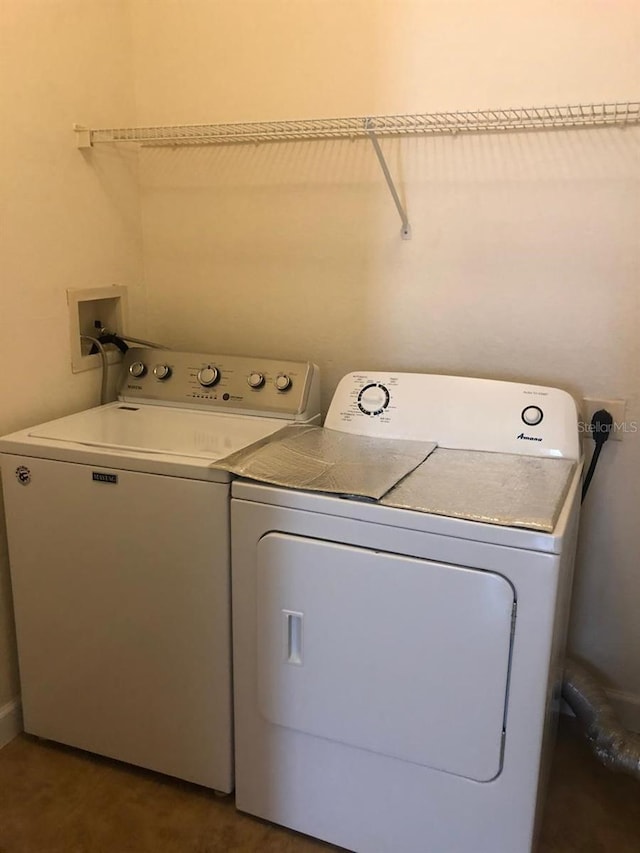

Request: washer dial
left=275, top=374, right=292, bottom=392
left=197, top=366, right=220, bottom=387
left=153, top=364, right=172, bottom=381
left=247, top=372, right=265, bottom=389
left=521, top=405, right=544, bottom=426
left=129, top=361, right=147, bottom=378
left=358, top=383, right=390, bottom=416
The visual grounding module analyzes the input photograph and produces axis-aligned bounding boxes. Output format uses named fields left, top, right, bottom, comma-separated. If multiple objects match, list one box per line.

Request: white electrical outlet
left=580, top=398, right=627, bottom=442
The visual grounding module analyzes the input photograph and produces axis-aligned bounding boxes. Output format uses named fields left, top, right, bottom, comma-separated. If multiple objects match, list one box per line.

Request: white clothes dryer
left=0, top=348, right=319, bottom=792
left=231, top=371, right=582, bottom=851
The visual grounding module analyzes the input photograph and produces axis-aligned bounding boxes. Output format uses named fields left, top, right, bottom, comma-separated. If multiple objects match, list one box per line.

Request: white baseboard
left=0, top=698, right=22, bottom=748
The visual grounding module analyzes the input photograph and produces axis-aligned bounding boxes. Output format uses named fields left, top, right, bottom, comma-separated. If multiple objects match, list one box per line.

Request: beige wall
left=0, top=0, right=638, bottom=729
left=131, top=1, right=640, bottom=716
left=0, top=1, right=145, bottom=708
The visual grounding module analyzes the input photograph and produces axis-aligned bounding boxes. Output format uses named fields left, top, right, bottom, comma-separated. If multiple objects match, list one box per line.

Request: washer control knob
left=275, top=374, right=292, bottom=392
left=357, top=383, right=390, bottom=416
left=153, top=364, right=172, bottom=381
left=129, top=361, right=147, bottom=378
left=247, top=372, right=265, bottom=389
left=197, top=366, right=220, bottom=387
left=522, top=405, right=544, bottom=426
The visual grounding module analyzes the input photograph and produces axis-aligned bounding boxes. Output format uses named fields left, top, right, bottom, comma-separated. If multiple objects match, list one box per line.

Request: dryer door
left=256, top=533, right=515, bottom=782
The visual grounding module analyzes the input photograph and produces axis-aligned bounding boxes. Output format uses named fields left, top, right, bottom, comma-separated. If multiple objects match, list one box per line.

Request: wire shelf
left=79, top=101, right=640, bottom=148
left=73, top=100, right=639, bottom=240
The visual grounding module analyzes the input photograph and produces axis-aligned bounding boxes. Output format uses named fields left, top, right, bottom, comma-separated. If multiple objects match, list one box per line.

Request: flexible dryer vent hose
left=562, top=657, right=640, bottom=781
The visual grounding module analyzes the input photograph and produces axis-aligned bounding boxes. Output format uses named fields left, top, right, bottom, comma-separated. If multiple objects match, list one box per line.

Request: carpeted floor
left=0, top=717, right=637, bottom=853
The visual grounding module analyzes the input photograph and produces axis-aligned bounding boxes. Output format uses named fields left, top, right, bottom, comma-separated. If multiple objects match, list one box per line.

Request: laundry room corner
left=128, top=0, right=640, bottom=725
left=0, top=2, right=638, bottom=848
left=0, top=0, right=147, bottom=738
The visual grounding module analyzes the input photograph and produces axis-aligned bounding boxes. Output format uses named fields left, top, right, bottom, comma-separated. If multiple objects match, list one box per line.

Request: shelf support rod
left=366, top=129, right=412, bottom=240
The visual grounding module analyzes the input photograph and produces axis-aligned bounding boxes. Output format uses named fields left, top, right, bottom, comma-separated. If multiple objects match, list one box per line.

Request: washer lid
left=26, top=403, right=286, bottom=461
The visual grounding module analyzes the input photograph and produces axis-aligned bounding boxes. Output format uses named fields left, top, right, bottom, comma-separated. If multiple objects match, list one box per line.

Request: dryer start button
left=522, top=405, right=544, bottom=426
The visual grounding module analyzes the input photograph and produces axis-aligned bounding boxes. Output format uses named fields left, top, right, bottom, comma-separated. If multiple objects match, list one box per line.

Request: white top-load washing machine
left=231, top=371, right=582, bottom=852
left=0, top=348, right=320, bottom=792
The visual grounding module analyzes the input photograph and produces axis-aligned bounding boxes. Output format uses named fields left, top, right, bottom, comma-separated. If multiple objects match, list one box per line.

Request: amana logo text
left=517, top=433, right=543, bottom=442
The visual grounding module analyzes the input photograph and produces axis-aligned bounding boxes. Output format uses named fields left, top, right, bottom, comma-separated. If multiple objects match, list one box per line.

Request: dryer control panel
left=325, top=372, right=580, bottom=460
left=119, top=348, right=321, bottom=421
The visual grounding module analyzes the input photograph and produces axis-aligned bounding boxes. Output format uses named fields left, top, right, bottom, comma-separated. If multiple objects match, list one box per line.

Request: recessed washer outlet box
left=67, top=285, right=128, bottom=373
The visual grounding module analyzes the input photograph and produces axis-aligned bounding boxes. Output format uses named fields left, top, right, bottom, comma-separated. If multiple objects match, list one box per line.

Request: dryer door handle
left=284, top=610, right=304, bottom=666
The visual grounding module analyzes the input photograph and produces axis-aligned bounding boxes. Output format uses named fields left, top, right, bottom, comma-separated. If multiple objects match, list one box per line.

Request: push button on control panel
left=521, top=405, right=544, bottom=426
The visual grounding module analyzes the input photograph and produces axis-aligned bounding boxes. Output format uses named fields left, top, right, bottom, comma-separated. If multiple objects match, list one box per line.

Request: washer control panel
left=119, top=348, right=320, bottom=420
left=325, top=372, right=580, bottom=460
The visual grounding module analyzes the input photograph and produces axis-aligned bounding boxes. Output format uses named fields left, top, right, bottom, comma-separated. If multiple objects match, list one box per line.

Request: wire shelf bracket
left=367, top=128, right=412, bottom=240
left=74, top=101, right=639, bottom=239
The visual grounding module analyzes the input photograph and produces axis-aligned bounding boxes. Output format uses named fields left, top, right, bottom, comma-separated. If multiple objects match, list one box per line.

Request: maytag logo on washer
left=92, top=472, right=118, bottom=485
left=15, top=466, right=31, bottom=485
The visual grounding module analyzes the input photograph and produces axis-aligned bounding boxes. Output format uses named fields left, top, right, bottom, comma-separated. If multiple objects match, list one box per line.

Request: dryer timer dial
left=357, top=383, right=390, bottom=416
